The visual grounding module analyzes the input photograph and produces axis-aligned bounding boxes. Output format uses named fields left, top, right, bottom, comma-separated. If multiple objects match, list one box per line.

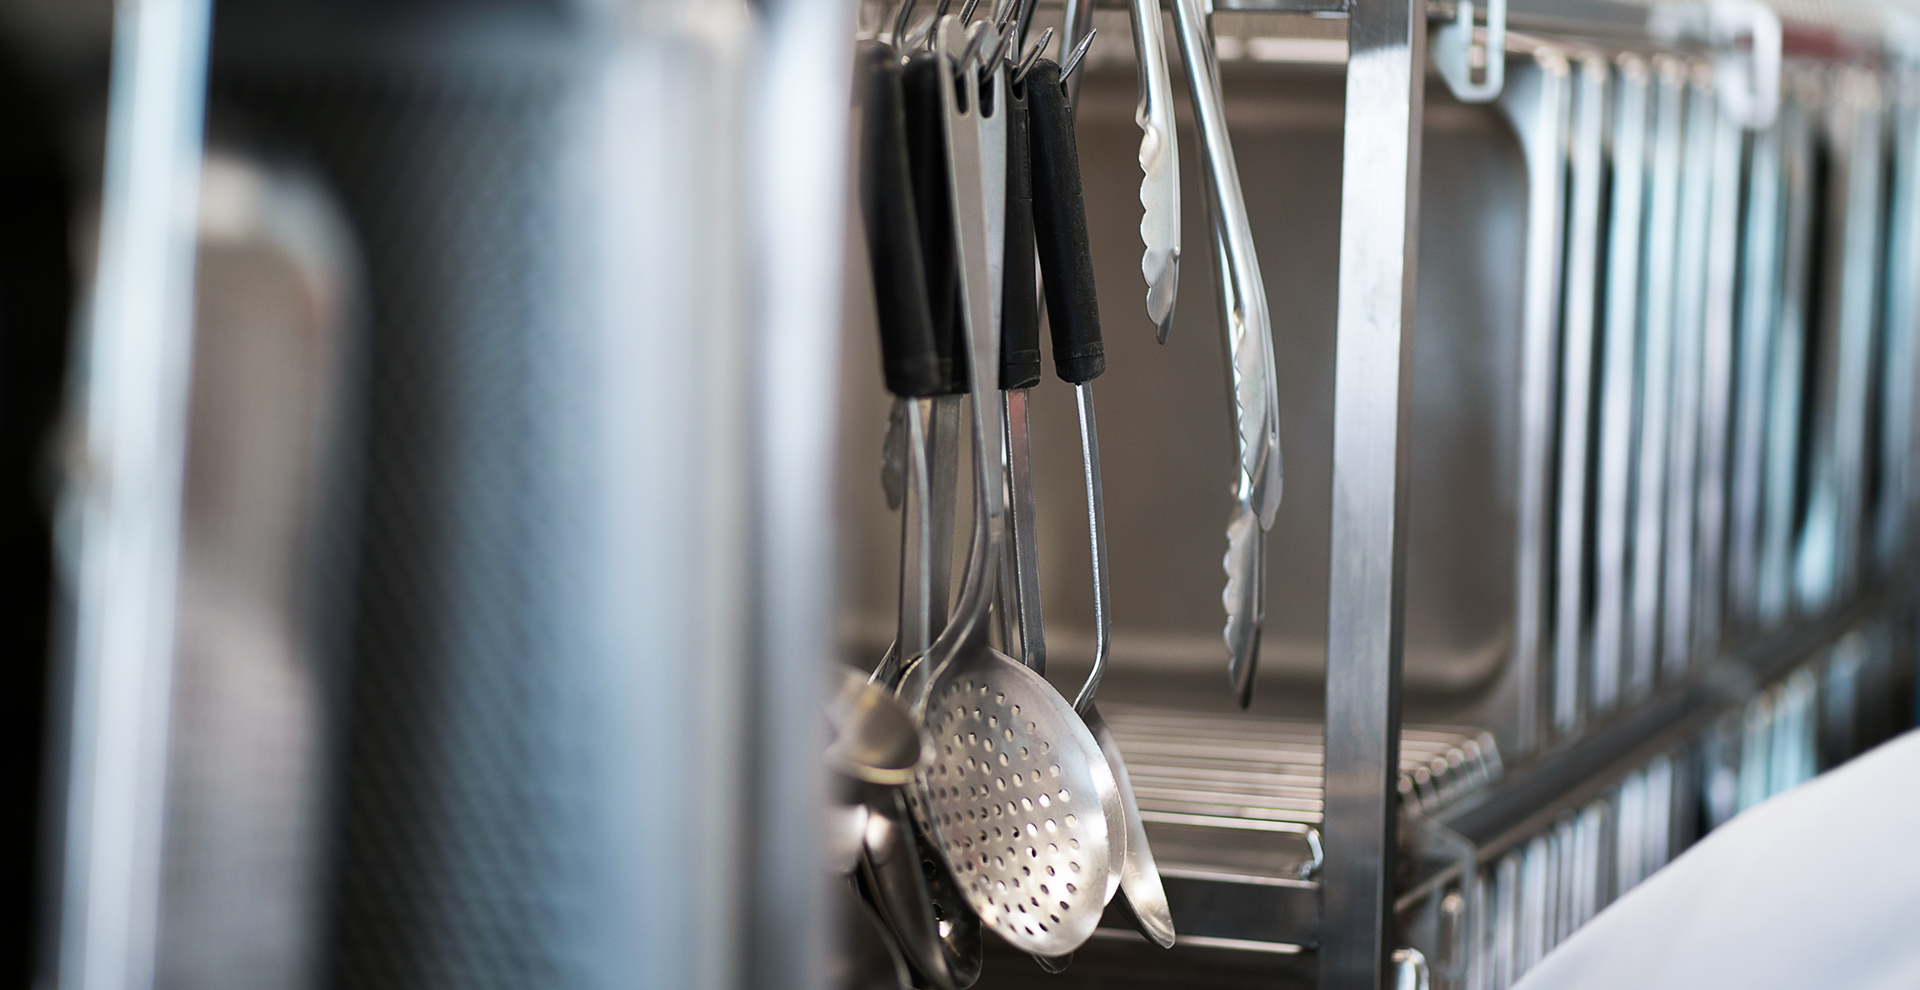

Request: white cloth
left=1514, top=728, right=1920, bottom=990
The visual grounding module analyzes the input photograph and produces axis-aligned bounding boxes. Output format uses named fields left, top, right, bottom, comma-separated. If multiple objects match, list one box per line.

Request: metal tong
left=1169, top=0, right=1280, bottom=705
left=1130, top=0, right=1181, bottom=339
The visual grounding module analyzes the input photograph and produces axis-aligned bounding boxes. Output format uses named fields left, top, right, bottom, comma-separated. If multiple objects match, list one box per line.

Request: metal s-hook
left=1059, top=28, right=1097, bottom=83
left=1649, top=0, right=1781, bottom=127
left=1434, top=0, right=1508, bottom=103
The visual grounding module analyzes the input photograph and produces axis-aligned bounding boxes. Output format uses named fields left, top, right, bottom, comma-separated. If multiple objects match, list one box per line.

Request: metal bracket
left=1648, top=0, right=1781, bottom=128
left=1433, top=0, right=1506, bottom=103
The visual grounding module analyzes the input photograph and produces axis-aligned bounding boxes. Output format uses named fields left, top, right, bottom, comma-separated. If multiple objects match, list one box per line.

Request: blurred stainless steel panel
left=1551, top=55, right=1605, bottom=737
left=1728, top=112, right=1786, bottom=627
left=55, top=3, right=211, bottom=989
left=1660, top=73, right=1713, bottom=681
left=745, top=0, right=855, bottom=986
left=1502, top=53, right=1570, bottom=750
left=1589, top=56, right=1649, bottom=718
left=1691, top=96, right=1743, bottom=663
left=1629, top=59, right=1685, bottom=700
left=1800, top=69, right=1885, bottom=610
left=1758, top=81, right=1819, bottom=626
left=154, top=148, right=360, bottom=990
left=1876, top=67, right=1920, bottom=570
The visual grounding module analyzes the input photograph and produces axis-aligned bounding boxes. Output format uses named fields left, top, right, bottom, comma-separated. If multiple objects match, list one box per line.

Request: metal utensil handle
left=1070, top=383, right=1111, bottom=713
left=902, top=52, right=965, bottom=397
left=919, top=16, right=1009, bottom=677
left=1004, top=389, right=1047, bottom=671
left=860, top=41, right=943, bottom=399
left=1001, top=75, right=1042, bottom=390
left=1027, top=59, right=1106, bottom=386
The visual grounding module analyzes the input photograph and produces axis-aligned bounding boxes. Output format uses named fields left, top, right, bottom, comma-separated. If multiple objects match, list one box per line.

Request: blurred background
left=3, top=0, right=1919, bottom=988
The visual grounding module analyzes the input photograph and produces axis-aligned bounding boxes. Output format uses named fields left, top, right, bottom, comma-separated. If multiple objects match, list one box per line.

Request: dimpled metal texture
left=919, top=660, right=1112, bottom=956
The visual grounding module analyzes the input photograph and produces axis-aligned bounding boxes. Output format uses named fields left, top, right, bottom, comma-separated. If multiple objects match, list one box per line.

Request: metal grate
left=1100, top=704, right=1503, bottom=829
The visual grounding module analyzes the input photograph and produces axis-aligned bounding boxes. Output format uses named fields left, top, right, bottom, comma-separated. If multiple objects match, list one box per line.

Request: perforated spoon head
left=912, top=650, right=1116, bottom=956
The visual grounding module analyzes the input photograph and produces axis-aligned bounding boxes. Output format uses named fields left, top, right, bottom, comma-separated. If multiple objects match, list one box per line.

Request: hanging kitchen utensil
left=893, top=20, right=1118, bottom=958
left=855, top=40, right=986, bottom=989
left=831, top=665, right=932, bottom=787
left=904, top=47, right=967, bottom=637
left=1169, top=0, right=1280, bottom=705
left=999, top=60, right=1047, bottom=670
left=1128, top=0, right=1180, bottom=341
left=1028, top=56, right=1176, bottom=948
left=862, top=39, right=943, bottom=668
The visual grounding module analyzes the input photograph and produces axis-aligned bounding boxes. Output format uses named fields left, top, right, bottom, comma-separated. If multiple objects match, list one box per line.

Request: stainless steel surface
left=903, top=24, right=1117, bottom=957
left=1323, top=0, right=1424, bottom=985
left=57, top=2, right=212, bottom=988
left=1127, top=0, right=1180, bottom=340
left=1550, top=53, right=1604, bottom=738
left=1590, top=54, right=1648, bottom=719
left=1170, top=0, right=1280, bottom=703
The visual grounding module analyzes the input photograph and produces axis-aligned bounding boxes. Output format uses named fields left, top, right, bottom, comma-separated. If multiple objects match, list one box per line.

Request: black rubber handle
left=858, top=42, right=941, bottom=398
left=1000, top=71, right=1042, bottom=390
left=902, top=51, right=967, bottom=394
left=1026, top=59, right=1105, bottom=385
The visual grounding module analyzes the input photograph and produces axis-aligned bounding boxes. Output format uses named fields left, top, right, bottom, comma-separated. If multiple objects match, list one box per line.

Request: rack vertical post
left=1322, top=0, right=1426, bottom=984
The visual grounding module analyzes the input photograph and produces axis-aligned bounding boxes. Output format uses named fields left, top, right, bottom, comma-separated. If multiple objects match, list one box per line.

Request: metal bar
left=1591, top=55, right=1650, bottom=718
left=1691, top=99, right=1744, bottom=661
left=1629, top=57, right=1685, bottom=699
left=1552, top=55, right=1608, bottom=737
left=1827, top=71, right=1886, bottom=603
left=1321, top=0, right=1425, bottom=981
left=1758, top=84, right=1816, bottom=625
left=1728, top=117, right=1786, bottom=627
left=747, top=0, right=858, bottom=985
left=1885, top=65, right=1920, bottom=569
left=1661, top=71, right=1713, bottom=680
left=57, top=2, right=212, bottom=989
left=1502, top=50, right=1571, bottom=749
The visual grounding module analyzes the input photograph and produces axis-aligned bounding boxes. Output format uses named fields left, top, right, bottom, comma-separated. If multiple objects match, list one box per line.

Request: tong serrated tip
left=1132, top=0, right=1180, bottom=342
left=1222, top=504, right=1262, bottom=706
left=1147, top=251, right=1179, bottom=342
